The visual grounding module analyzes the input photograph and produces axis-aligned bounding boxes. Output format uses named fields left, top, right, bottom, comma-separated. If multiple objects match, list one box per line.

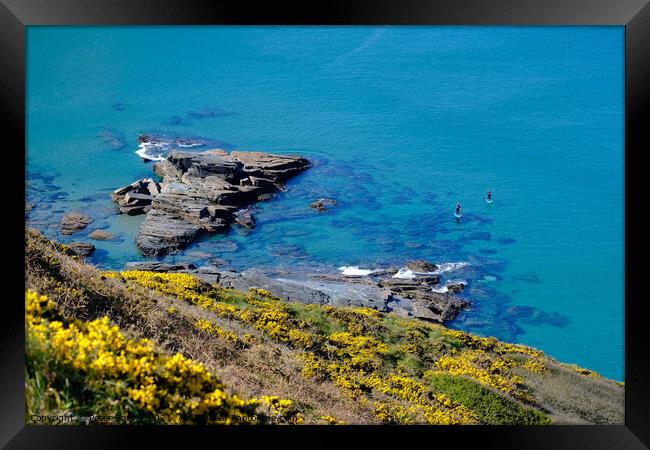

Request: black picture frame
left=3, top=0, right=649, bottom=448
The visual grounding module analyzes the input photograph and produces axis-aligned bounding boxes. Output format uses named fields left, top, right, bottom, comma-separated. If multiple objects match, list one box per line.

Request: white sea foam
left=134, top=137, right=206, bottom=161
left=432, top=279, right=467, bottom=294
left=433, top=262, right=469, bottom=274
left=392, top=268, right=420, bottom=279
left=135, top=142, right=168, bottom=161
left=340, top=261, right=470, bottom=280
left=176, top=141, right=203, bottom=148
left=392, top=262, right=469, bottom=280
left=338, top=266, right=376, bottom=276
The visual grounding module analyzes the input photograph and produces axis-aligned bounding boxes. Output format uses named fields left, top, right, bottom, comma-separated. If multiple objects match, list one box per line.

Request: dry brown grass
left=511, top=362, right=624, bottom=424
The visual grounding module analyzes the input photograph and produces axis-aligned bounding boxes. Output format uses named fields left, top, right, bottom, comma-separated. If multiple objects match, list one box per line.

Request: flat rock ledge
left=122, top=262, right=468, bottom=323
left=112, top=149, right=310, bottom=256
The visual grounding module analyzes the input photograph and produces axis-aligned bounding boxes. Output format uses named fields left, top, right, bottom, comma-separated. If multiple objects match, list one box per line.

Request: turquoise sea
left=26, top=26, right=624, bottom=380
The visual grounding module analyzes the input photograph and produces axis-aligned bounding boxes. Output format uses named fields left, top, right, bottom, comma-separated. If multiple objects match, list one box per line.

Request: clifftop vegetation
left=25, top=229, right=624, bottom=425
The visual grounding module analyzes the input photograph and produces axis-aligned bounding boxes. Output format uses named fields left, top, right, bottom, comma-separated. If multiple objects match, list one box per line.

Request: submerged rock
left=124, top=261, right=197, bottom=272
left=185, top=250, right=213, bottom=260
left=60, top=212, right=93, bottom=235
left=209, top=239, right=239, bottom=253
left=208, top=258, right=226, bottom=267
left=89, top=230, right=116, bottom=241
left=512, top=272, right=541, bottom=283
left=268, top=243, right=309, bottom=259
left=115, top=149, right=310, bottom=256
left=309, top=198, right=337, bottom=212
left=68, top=242, right=95, bottom=257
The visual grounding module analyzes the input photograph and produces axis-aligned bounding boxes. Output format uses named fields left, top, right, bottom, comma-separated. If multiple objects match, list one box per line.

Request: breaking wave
left=134, top=135, right=209, bottom=161
left=338, top=266, right=377, bottom=276
left=432, top=279, right=468, bottom=294
left=433, top=262, right=470, bottom=274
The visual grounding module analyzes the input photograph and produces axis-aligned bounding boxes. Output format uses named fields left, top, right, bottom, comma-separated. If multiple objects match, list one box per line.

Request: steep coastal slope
left=25, top=229, right=624, bottom=425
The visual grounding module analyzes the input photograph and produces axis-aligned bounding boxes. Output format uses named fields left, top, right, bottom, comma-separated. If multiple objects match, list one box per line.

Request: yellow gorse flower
left=105, top=271, right=485, bottom=424
left=94, top=270, right=553, bottom=425
left=434, top=350, right=520, bottom=394
left=195, top=318, right=239, bottom=342
left=25, top=289, right=298, bottom=425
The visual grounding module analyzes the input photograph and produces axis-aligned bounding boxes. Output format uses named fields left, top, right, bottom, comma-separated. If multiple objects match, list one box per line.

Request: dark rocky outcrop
left=370, top=268, right=400, bottom=277
left=124, top=262, right=468, bottom=324
left=309, top=198, right=337, bottom=212
left=60, top=212, right=93, bottom=235
left=111, top=178, right=160, bottom=215
left=233, top=208, right=256, bottom=229
left=257, top=193, right=274, bottom=202
left=137, top=209, right=209, bottom=256
left=378, top=276, right=441, bottom=290
left=446, top=282, right=466, bottom=293
left=236, top=270, right=467, bottom=323
left=112, top=149, right=310, bottom=257
left=405, top=259, right=438, bottom=272
left=68, top=242, right=95, bottom=257
left=375, top=273, right=466, bottom=321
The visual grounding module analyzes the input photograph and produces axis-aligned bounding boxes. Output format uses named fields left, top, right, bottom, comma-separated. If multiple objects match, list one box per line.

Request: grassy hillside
left=24, top=229, right=624, bottom=425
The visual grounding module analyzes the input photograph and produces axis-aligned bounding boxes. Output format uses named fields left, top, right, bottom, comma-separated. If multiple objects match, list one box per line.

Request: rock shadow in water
left=512, top=272, right=542, bottom=283
left=202, top=238, right=240, bottom=254
left=506, top=305, right=570, bottom=328
left=162, top=115, right=185, bottom=126
left=463, top=231, right=492, bottom=241
left=98, top=128, right=128, bottom=150
left=460, top=213, right=494, bottom=226
left=143, top=130, right=235, bottom=151
left=267, top=242, right=309, bottom=260
left=389, top=186, right=418, bottom=204
left=187, top=107, right=237, bottom=120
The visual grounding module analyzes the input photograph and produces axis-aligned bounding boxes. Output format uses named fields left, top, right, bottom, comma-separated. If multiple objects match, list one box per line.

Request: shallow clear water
left=26, top=26, right=624, bottom=380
